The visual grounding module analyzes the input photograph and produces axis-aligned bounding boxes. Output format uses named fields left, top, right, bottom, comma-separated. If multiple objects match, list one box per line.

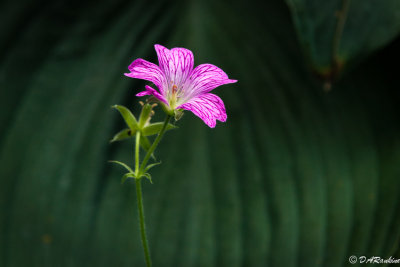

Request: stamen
left=169, top=83, right=181, bottom=109
left=172, top=84, right=178, bottom=94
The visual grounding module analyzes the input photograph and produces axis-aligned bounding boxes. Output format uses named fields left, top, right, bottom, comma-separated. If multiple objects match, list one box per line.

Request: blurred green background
left=1, top=0, right=400, bottom=266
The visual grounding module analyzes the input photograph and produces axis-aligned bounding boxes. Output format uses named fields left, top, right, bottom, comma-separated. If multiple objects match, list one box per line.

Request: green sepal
left=142, top=173, right=153, bottom=184
left=142, top=122, right=177, bottom=136
left=140, top=135, right=156, bottom=160
left=159, top=102, right=174, bottom=116
left=138, top=104, right=153, bottom=128
left=110, top=128, right=136, bottom=143
left=121, top=173, right=136, bottom=184
left=112, top=105, right=139, bottom=130
left=145, top=161, right=161, bottom=172
left=174, top=109, right=184, bottom=121
left=108, top=160, right=134, bottom=173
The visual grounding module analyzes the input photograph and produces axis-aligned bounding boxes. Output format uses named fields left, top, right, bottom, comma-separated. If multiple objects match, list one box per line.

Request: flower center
left=172, top=84, right=178, bottom=94
left=168, top=84, right=181, bottom=109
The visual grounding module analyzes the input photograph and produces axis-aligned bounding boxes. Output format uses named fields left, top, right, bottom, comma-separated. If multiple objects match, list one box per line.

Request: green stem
left=134, top=130, right=151, bottom=266
left=135, top=178, right=152, bottom=267
left=139, top=115, right=171, bottom=174
left=135, top=131, right=141, bottom=175
left=133, top=114, right=171, bottom=267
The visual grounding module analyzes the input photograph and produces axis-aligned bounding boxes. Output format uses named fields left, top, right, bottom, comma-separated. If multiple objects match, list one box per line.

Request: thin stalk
left=134, top=130, right=151, bottom=266
left=138, top=115, right=171, bottom=174
left=133, top=114, right=171, bottom=267
left=135, top=131, right=141, bottom=175
left=135, top=178, right=152, bottom=267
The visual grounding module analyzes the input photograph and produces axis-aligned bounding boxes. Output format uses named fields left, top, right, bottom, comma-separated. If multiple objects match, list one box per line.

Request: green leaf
left=1, top=0, right=400, bottom=266
left=110, top=128, right=136, bottom=142
left=144, top=161, right=161, bottom=172
left=121, top=172, right=136, bottom=184
left=138, top=103, right=153, bottom=128
left=108, top=160, right=134, bottom=174
left=285, top=0, right=400, bottom=78
left=112, top=104, right=139, bottom=130
left=141, top=173, right=153, bottom=184
left=142, top=122, right=177, bottom=136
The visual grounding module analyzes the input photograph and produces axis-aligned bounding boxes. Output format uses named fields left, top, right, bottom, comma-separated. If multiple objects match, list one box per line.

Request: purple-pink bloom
left=124, top=44, right=237, bottom=128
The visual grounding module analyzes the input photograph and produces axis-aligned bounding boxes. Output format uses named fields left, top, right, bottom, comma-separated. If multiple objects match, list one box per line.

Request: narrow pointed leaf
left=121, top=173, right=136, bottom=184
left=108, top=160, right=134, bottom=174
left=145, top=161, right=162, bottom=172
left=142, top=173, right=153, bottom=184
left=142, top=122, right=177, bottom=136
left=112, top=105, right=139, bottom=130
left=110, top=128, right=136, bottom=143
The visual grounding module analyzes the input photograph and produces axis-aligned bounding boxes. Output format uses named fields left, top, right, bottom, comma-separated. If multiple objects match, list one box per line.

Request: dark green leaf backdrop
left=1, top=0, right=399, bottom=266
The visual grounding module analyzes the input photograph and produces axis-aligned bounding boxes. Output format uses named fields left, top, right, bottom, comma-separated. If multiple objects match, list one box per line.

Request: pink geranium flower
left=124, top=44, right=237, bottom=128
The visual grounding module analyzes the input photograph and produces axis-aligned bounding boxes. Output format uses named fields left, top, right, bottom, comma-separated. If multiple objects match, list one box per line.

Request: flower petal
left=124, top=58, right=165, bottom=90
left=184, top=64, right=237, bottom=99
left=154, top=44, right=194, bottom=88
left=136, top=85, right=168, bottom=104
left=177, top=93, right=227, bottom=128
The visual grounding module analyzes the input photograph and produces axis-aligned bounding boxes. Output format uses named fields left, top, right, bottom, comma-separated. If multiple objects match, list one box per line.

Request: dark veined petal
left=124, top=58, right=166, bottom=91
left=154, top=44, right=194, bottom=89
left=136, top=85, right=168, bottom=104
left=177, top=93, right=227, bottom=128
left=184, top=64, right=237, bottom=99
